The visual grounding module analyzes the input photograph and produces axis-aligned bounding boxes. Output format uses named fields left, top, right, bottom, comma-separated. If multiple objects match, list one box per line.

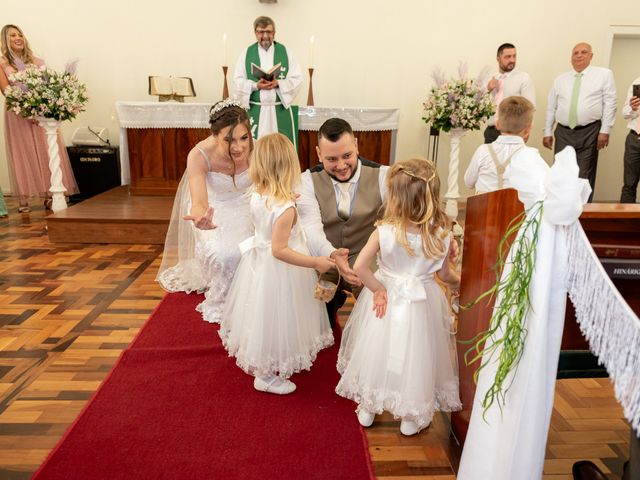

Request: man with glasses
left=234, top=16, right=302, bottom=147
left=543, top=42, right=617, bottom=202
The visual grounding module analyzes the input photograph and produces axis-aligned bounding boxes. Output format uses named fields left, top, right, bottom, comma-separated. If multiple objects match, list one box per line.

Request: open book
left=251, top=63, right=282, bottom=82
left=148, top=76, right=196, bottom=97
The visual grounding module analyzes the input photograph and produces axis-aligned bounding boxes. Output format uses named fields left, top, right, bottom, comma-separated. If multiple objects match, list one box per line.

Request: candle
left=309, top=35, right=315, bottom=67
left=223, top=33, right=228, bottom=66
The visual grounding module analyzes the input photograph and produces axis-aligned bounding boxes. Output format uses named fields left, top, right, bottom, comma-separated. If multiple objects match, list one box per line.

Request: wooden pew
left=451, top=189, right=640, bottom=444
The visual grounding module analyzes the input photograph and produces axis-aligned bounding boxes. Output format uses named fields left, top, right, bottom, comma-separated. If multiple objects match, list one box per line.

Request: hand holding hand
left=542, top=136, right=553, bottom=150
left=183, top=206, right=217, bottom=230
left=597, top=133, right=609, bottom=150
left=314, top=256, right=336, bottom=274
left=332, top=249, right=361, bottom=286
left=372, top=289, right=388, bottom=318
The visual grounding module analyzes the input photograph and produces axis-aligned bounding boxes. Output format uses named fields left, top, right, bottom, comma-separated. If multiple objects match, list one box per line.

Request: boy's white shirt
left=464, top=135, right=538, bottom=194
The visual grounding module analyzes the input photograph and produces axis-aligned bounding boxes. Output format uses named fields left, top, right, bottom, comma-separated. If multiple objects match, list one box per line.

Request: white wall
left=1, top=0, right=639, bottom=201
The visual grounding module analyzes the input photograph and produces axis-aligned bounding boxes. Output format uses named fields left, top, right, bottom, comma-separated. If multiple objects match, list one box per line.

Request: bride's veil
left=156, top=172, right=208, bottom=293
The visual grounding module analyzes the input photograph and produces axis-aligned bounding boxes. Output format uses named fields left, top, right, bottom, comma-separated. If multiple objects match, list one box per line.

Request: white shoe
left=400, top=419, right=423, bottom=436
left=253, top=376, right=296, bottom=395
left=357, top=409, right=375, bottom=427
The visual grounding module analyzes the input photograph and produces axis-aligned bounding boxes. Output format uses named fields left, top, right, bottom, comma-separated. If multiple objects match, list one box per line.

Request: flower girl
left=336, top=157, right=461, bottom=435
left=220, top=133, right=335, bottom=395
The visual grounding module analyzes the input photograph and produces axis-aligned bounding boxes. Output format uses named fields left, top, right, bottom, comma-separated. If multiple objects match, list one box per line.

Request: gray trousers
left=620, top=130, right=640, bottom=203
left=554, top=121, right=601, bottom=202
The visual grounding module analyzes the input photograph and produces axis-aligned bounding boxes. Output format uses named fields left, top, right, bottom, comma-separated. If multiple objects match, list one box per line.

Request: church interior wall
left=1, top=0, right=638, bottom=201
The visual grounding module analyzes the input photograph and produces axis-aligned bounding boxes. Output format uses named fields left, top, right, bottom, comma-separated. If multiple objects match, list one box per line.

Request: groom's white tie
left=337, top=182, right=352, bottom=220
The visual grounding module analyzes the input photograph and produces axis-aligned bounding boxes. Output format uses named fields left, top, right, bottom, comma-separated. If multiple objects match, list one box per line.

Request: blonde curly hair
left=250, top=133, right=300, bottom=205
left=377, top=157, right=449, bottom=257
left=1, top=25, right=35, bottom=69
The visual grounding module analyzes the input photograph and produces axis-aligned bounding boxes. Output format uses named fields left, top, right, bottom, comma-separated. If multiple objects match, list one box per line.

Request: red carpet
left=33, top=293, right=374, bottom=479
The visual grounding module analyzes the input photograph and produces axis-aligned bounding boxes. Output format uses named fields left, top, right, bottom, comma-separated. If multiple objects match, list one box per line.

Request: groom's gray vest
left=310, top=162, right=383, bottom=267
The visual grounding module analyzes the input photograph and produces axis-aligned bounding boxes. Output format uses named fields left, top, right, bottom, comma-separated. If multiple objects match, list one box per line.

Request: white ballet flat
left=400, top=419, right=425, bottom=436
left=253, top=376, right=296, bottom=395
left=357, top=409, right=375, bottom=427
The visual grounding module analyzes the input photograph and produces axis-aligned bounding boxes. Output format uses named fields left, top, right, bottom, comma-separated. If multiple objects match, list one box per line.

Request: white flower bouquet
left=422, top=65, right=494, bottom=133
left=4, top=64, right=88, bottom=122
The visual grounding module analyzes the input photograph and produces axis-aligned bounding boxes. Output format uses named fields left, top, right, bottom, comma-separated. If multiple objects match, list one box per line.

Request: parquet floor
left=0, top=197, right=631, bottom=479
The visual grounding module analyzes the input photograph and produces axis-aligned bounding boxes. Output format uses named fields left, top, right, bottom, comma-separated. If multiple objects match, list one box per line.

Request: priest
left=233, top=16, right=302, bottom=148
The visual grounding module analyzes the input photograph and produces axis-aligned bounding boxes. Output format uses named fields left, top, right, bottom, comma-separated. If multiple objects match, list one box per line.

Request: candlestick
left=222, top=66, right=229, bottom=100
left=307, top=68, right=314, bottom=106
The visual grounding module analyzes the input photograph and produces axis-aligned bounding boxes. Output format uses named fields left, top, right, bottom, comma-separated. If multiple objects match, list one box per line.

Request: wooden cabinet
left=127, top=128, right=209, bottom=196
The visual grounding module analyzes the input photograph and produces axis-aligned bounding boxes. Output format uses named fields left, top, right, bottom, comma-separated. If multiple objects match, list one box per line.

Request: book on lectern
left=251, top=63, right=281, bottom=82
left=148, top=76, right=196, bottom=97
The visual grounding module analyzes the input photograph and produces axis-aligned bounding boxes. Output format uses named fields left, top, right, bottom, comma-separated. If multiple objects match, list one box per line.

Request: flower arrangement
left=422, top=64, right=494, bottom=133
left=4, top=64, right=88, bottom=122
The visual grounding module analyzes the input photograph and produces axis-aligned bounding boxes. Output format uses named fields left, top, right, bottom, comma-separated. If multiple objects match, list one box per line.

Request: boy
left=464, top=96, right=536, bottom=194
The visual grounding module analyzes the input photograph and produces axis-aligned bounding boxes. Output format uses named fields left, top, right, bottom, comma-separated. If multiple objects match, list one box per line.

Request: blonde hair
left=377, top=157, right=449, bottom=258
left=497, top=96, right=534, bottom=134
left=1, top=25, right=35, bottom=69
left=250, top=133, right=300, bottom=204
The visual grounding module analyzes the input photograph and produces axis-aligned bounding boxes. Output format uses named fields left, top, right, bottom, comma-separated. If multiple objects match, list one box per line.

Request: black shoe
left=572, top=460, right=607, bottom=480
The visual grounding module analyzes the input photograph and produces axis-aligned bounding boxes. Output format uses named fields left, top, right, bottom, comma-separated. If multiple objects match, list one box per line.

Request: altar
left=116, top=101, right=400, bottom=195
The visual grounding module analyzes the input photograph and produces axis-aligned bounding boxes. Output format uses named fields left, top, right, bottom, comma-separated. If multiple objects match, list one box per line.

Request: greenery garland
left=462, top=200, right=544, bottom=418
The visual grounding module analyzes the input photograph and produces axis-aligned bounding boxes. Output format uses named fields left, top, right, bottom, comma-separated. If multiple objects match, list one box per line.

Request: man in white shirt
left=234, top=16, right=302, bottom=147
left=465, top=96, right=537, bottom=194
left=620, top=77, right=640, bottom=203
left=484, top=43, right=536, bottom=144
left=296, top=118, right=389, bottom=326
left=543, top=42, right=617, bottom=201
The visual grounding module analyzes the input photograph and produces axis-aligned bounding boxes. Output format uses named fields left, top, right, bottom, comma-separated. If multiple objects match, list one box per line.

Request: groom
left=296, top=118, right=389, bottom=326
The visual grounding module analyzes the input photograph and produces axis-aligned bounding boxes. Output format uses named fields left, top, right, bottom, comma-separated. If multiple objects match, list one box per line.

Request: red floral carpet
left=33, top=293, right=374, bottom=479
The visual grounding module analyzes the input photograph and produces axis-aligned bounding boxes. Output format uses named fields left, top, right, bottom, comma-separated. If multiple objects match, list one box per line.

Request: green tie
left=568, top=73, right=583, bottom=129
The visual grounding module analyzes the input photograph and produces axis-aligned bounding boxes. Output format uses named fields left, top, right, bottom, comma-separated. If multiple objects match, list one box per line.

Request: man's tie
left=337, top=182, right=352, bottom=220
left=568, top=73, right=583, bottom=129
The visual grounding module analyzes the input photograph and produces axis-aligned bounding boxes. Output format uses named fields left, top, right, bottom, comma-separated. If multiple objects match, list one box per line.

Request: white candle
left=309, top=35, right=315, bottom=68
left=223, top=33, right=228, bottom=66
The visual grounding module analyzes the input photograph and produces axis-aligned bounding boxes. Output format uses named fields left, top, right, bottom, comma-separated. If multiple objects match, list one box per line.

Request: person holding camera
left=620, top=78, right=640, bottom=203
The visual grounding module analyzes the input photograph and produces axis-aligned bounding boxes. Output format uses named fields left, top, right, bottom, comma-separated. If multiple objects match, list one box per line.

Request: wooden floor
left=0, top=197, right=630, bottom=479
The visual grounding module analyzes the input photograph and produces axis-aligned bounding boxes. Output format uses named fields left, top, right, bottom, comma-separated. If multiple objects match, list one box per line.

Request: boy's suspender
left=486, top=144, right=523, bottom=189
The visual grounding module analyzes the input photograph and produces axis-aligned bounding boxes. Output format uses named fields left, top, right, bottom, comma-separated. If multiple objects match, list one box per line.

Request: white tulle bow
left=506, top=146, right=591, bottom=225
left=238, top=236, right=271, bottom=255
left=379, top=267, right=429, bottom=303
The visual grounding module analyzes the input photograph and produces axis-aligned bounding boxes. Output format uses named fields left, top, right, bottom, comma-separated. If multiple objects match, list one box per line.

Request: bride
left=157, top=99, right=254, bottom=323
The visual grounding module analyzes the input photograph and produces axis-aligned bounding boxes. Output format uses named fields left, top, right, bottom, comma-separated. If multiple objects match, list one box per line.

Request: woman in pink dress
left=0, top=24, right=78, bottom=213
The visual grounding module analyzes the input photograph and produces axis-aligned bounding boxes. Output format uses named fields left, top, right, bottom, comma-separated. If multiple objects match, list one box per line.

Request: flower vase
left=37, top=117, right=67, bottom=212
left=445, top=128, right=467, bottom=234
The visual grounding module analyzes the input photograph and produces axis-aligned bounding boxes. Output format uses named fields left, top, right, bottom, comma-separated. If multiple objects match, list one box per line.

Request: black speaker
left=67, top=146, right=121, bottom=200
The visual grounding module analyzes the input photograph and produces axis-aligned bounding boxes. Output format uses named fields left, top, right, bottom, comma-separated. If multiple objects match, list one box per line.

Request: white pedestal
left=38, top=117, right=67, bottom=212
left=445, top=128, right=467, bottom=235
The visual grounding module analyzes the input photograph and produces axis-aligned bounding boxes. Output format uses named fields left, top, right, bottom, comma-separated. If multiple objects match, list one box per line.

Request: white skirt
left=220, top=243, right=333, bottom=379
left=336, top=279, right=461, bottom=428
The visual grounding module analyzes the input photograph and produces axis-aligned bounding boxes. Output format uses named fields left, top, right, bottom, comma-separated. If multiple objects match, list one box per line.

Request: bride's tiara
left=209, top=98, right=244, bottom=119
